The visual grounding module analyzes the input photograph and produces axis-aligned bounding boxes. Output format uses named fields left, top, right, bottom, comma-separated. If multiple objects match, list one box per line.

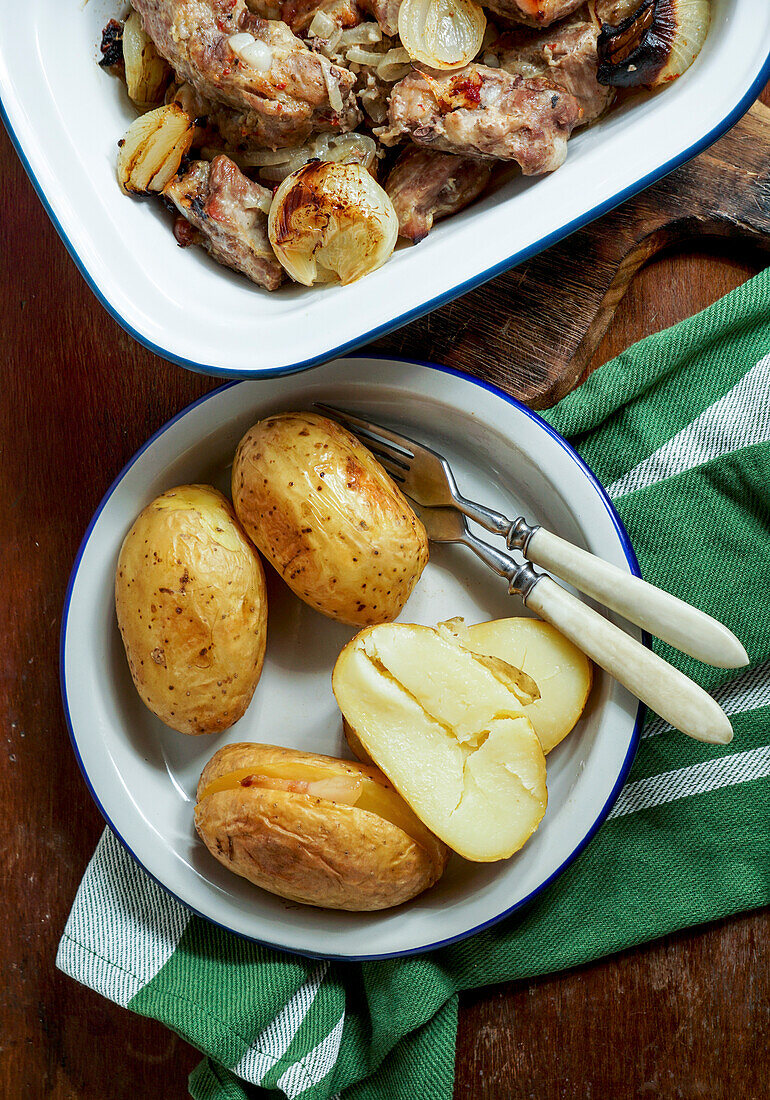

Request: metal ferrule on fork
left=462, top=526, right=543, bottom=599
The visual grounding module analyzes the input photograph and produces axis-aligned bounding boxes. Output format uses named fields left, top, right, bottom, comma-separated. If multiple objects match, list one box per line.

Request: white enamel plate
left=61, top=358, right=643, bottom=959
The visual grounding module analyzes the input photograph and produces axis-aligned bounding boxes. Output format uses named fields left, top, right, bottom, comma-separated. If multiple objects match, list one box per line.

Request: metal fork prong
left=314, top=403, right=416, bottom=460
left=365, top=446, right=410, bottom=473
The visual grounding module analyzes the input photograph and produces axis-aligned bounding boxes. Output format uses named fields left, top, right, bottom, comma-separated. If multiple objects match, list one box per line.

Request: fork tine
left=334, top=419, right=412, bottom=469
left=314, top=402, right=417, bottom=459
left=365, top=446, right=410, bottom=473
left=367, top=451, right=407, bottom=482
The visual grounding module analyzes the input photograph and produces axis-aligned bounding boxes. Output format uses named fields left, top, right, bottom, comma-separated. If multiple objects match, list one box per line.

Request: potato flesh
left=198, top=760, right=443, bottom=858
left=333, top=625, right=547, bottom=861
left=463, top=619, right=593, bottom=754
left=361, top=624, right=529, bottom=742
left=199, top=763, right=364, bottom=803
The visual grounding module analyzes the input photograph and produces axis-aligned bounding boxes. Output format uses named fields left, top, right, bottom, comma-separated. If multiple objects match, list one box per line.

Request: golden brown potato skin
left=231, top=412, right=429, bottom=626
left=115, top=486, right=267, bottom=735
left=195, top=743, right=447, bottom=910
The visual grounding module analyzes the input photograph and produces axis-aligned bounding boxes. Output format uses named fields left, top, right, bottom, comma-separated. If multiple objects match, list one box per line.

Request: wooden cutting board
left=375, top=99, right=770, bottom=409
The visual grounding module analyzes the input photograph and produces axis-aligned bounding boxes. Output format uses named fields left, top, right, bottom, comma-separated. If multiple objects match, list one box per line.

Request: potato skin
left=195, top=743, right=447, bottom=910
left=343, top=718, right=373, bottom=766
left=115, top=486, right=267, bottom=735
left=231, top=412, right=429, bottom=626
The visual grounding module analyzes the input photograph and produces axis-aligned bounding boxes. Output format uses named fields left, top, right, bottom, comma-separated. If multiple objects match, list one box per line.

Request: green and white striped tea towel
left=57, top=269, right=770, bottom=1100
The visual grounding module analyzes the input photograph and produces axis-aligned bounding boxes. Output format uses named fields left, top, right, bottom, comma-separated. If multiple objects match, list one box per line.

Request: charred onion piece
left=596, top=0, right=710, bottom=88
left=99, top=19, right=124, bottom=74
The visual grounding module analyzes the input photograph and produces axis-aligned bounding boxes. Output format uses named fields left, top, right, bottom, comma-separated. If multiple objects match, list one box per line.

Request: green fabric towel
left=57, top=268, right=770, bottom=1100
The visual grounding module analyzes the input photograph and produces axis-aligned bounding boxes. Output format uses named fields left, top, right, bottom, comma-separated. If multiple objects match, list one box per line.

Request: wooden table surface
left=2, top=89, right=768, bottom=1098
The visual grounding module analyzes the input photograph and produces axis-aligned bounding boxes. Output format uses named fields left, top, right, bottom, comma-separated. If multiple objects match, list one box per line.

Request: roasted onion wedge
left=398, top=0, right=486, bottom=71
left=595, top=0, right=710, bottom=88
left=123, top=9, right=172, bottom=111
left=117, top=103, right=195, bottom=195
left=268, top=161, right=398, bottom=286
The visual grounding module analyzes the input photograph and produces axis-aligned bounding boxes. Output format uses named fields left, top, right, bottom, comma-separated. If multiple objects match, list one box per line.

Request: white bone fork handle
left=449, top=497, right=747, bottom=669
left=314, top=403, right=746, bottom=670
left=448, top=520, right=735, bottom=746
left=525, top=577, right=733, bottom=745
left=523, top=527, right=748, bottom=669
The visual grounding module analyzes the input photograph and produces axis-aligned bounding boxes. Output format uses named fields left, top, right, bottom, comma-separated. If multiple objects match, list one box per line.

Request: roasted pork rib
left=381, top=65, right=583, bottom=173
left=385, top=147, right=493, bottom=242
left=163, top=154, right=284, bottom=289
left=133, top=0, right=360, bottom=148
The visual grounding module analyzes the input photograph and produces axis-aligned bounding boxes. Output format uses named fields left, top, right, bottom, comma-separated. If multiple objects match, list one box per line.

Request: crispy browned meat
left=163, top=155, right=284, bottom=289
left=359, top=0, right=401, bottom=36
left=205, top=99, right=328, bottom=152
left=385, top=147, right=492, bottom=242
left=381, top=65, right=582, bottom=173
left=487, top=19, right=613, bottom=124
left=168, top=80, right=348, bottom=153
left=484, top=0, right=585, bottom=25
left=592, top=0, right=640, bottom=21
left=99, top=19, right=125, bottom=74
left=133, top=1, right=360, bottom=147
left=281, top=0, right=361, bottom=33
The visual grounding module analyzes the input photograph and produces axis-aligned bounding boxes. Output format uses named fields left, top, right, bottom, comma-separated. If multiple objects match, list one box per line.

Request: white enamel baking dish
left=1, top=1, right=769, bottom=379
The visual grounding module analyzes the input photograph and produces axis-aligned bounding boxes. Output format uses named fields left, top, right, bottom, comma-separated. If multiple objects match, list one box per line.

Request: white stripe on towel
left=55, top=829, right=190, bottom=1006
left=276, top=1013, right=346, bottom=1098
left=233, top=963, right=329, bottom=1086
left=643, top=660, right=770, bottom=740
left=609, top=746, right=770, bottom=819
left=608, top=353, right=770, bottom=499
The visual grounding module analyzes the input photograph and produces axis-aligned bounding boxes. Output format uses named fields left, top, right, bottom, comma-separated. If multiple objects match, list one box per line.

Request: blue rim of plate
left=59, top=357, right=646, bottom=961
left=3, top=45, right=770, bottom=380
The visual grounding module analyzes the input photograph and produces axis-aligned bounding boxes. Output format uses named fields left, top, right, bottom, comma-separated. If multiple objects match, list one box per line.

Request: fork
left=410, top=503, right=733, bottom=745
left=316, top=403, right=747, bottom=670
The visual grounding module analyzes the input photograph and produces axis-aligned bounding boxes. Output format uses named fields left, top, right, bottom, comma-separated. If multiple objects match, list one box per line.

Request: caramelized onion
left=123, top=11, right=172, bottom=111
left=117, top=103, right=194, bottom=195
left=268, top=161, right=398, bottom=286
left=595, top=0, right=710, bottom=88
left=246, top=132, right=378, bottom=182
left=398, top=0, right=487, bottom=71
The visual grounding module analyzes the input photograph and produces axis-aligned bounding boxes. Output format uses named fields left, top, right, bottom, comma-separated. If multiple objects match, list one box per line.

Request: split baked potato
left=333, top=623, right=548, bottom=862
left=115, top=485, right=267, bottom=735
left=231, top=412, right=428, bottom=626
left=343, top=617, right=593, bottom=759
left=195, top=742, right=448, bottom=909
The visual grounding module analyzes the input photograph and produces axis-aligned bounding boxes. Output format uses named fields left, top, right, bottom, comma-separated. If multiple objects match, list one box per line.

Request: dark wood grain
left=1, top=84, right=768, bottom=1100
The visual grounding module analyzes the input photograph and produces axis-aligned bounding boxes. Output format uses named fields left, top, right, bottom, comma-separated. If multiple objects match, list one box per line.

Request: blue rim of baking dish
left=59, top=359, right=646, bottom=961
left=2, top=44, right=770, bottom=378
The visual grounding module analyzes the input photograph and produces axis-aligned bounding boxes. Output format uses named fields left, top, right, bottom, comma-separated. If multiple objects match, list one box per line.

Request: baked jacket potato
left=195, top=742, right=448, bottom=910
left=115, top=485, right=268, bottom=735
left=456, top=617, right=593, bottom=754
left=231, top=412, right=429, bottom=626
